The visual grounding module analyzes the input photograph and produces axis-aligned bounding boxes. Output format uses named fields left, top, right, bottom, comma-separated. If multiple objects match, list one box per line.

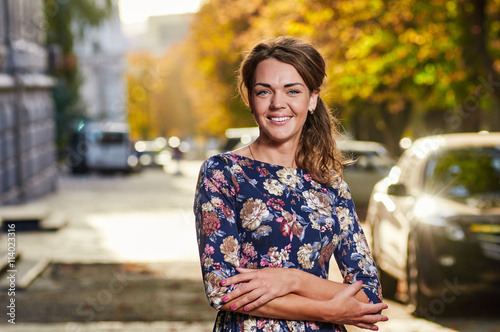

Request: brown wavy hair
left=238, top=36, right=346, bottom=184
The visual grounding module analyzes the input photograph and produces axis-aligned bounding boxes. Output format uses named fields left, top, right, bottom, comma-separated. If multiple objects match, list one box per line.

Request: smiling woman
left=193, top=36, right=388, bottom=332
left=118, top=0, right=202, bottom=24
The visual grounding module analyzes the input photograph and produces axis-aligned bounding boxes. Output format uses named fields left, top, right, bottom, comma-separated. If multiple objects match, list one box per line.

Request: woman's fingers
left=222, top=268, right=258, bottom=286
left=231, top=288, right=270, bottom=311
left=223, top=286, right=273, bottom=312
left=235, top=267, right=254, bottom=273
left=221, top=275, right=264, bottom=305
left=352, top=312, right=388, bottom=330
left=222, top=274, right=249, bottom=286
left=359, top=301, right=389, bottom=316
left=328, top=281, right=389, bottom=326
left=222, top=279, right=276, bottom=309
left=357, top=312, right=388, bottom=324
left=353, top=322, right=380, bottom=331
left=337, top=281, right=389, bottom=314
left=333, top=280, right=363, bottom=300
left=221, top=267, right=294, bottom=310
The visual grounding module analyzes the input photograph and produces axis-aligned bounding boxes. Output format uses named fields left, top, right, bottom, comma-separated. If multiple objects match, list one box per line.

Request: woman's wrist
left=304, top=298, right=336, bottom=323
left=289, top=268, right=303, bottom=295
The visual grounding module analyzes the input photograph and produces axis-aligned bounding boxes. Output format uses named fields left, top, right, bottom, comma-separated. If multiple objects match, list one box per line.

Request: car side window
left=343, top=150, right=393, bottom=172
left=397, top=151, right=422, bottom=188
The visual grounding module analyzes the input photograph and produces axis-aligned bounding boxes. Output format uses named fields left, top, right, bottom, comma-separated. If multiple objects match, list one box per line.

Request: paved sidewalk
left=0, top=319, right=458, bottom=332
left=0, top=160, right=476, bottom=331
left=1, top=321, right=213, bottom=331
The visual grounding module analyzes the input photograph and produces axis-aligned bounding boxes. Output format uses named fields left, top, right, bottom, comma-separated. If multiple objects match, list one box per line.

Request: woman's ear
left=309, top=90, right=319, bottom=111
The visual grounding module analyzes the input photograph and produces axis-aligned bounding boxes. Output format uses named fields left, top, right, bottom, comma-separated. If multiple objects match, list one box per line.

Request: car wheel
left=379, top=268, right=398, bottom=300
left=407, top=233, right=430, bottom=316
left=370, top=218, right=381, bottom=259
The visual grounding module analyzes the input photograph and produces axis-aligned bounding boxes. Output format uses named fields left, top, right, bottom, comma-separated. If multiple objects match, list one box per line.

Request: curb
left=0, top=321, right=214, bottom=332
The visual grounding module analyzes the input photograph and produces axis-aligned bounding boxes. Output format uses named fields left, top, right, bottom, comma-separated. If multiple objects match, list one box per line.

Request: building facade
left=0, top=0, right=57, bottom=205
left=123, top=13, right=193, bottom=55
left=73, top=1, right=128, bottom=122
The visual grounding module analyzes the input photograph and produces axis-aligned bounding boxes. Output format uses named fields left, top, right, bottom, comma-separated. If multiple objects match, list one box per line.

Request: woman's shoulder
left=204, top=152, right=238, bottom=167
left=201, top=152, right=249, bottom=173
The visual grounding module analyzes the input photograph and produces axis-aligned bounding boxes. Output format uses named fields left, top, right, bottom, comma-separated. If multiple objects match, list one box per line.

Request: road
left=1, top=160, right=498, bottom=331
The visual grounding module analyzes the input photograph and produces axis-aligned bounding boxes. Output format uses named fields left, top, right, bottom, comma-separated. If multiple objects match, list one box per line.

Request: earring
left=309, top=109, right=314, bottom=114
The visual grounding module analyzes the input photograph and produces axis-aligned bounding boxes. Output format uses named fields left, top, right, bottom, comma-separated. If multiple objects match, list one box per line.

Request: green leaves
left=128, top=0, right=500, bottom=147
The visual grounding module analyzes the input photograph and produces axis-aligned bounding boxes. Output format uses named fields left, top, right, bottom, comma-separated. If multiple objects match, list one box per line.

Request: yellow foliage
left=123, top=0, right=500, bottom=141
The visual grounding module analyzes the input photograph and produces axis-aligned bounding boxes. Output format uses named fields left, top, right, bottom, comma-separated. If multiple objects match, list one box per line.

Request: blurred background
left=0, top=0, right=499, bottom=331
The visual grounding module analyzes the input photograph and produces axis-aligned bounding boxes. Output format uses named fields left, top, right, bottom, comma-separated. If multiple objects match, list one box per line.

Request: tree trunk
left=459, top=0, right=500, bottom=130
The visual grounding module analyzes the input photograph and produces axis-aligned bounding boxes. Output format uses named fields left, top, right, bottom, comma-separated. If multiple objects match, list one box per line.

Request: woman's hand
left=221, top=269, right=389, bottom=330
left=326, top=281, right=389, bottom=330
left=221, top=267, right=298, bottom=311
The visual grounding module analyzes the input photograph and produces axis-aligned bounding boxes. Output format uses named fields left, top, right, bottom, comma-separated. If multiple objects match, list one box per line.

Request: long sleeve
left=194, top=156, right=241, bottom=310
left=332, top=178, right=383, bottom=304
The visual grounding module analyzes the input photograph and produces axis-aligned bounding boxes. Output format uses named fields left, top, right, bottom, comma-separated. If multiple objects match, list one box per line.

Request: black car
left=366, top=132, right=500, bottom=315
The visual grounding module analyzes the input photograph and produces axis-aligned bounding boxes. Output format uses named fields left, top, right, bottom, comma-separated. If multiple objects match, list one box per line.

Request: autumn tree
left=178, top=0, right=500, bottom=154
left=127, top=52, right=160, bottom=140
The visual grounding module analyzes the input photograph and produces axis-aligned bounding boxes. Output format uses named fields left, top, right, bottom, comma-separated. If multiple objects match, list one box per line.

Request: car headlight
left=414, top=197, right=440, bottom=220
left=415, top=197, right=465, bottom=241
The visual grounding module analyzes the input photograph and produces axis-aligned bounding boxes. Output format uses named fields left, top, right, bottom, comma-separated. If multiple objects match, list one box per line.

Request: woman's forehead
left=253, top=58, right=305, bottom=86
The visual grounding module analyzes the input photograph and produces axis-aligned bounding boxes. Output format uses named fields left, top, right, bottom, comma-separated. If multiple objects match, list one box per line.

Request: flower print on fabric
left=297, top=243, right=315, bottom=269
left=201, top=211, right=220, bottom=236
left=353, top=233, right=374, bottom=265
left=277, top=168, right=301, bottom=188
left=241, top=198, right=270, bottom=230
left=204, top=271, right=228, bottom=309
left=303, top=190, right=332, bottom=216
left=276, top=211, right=303, bottom=241
left=264, top=178, right=284, bottom=196
left=220, top=236, right=240, bottom=267
left=241, top=242, right=259, bottom=268
left=262, top=246, right=290, bottom=267
left=193, top=153, right=382, bottom=332
left=331, top=177, right=352, bottom=200
left=336, top=206, right=353, bottom=233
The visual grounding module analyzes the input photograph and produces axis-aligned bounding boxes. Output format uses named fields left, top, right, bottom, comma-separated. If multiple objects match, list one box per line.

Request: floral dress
left=193, top=153, right=382, bottom=332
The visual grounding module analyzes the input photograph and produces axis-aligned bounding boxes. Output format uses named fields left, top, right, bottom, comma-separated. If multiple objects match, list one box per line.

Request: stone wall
left=0, top=0, right=57, bottom=205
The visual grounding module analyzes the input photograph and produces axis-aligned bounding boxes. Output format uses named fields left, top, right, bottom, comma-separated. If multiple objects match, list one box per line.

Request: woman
left=194, top=36, right=388, bottom=332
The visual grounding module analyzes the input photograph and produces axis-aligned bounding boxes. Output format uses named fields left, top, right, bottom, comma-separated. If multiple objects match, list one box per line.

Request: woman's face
left=249, top=58, right=318, bottom=146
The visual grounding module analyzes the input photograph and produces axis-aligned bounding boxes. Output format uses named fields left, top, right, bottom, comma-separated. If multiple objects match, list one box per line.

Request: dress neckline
left=226, top=151, right=306, bottom=171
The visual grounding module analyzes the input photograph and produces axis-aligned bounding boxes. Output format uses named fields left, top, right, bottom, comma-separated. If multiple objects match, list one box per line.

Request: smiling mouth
left=270, top=116, right=292, bottom=122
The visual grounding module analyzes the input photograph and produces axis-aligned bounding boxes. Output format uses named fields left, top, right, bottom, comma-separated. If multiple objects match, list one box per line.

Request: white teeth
left=270, top=117, right=290, bottom=122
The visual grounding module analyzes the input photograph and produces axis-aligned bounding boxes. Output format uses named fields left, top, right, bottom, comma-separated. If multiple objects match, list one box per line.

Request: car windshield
left=92, top=132, right=126, bottom=144
left=424, top=147, right=500, bottom=204
left=343, top=150, right=393, bottom=172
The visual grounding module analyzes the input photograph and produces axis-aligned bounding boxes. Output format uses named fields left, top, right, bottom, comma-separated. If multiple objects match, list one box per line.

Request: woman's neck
left=249, top=137, right=298, bottom=168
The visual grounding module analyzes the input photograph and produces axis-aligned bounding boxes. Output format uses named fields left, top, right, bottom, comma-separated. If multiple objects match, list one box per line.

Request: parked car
left=68, top=122, right=139, bottom=173
left=220, top=127, right=260, bottom=152
left=366, top=132, right=500, bottom=315
left=338, top=140, right=394, bottom=208
left=134, top=138, right=172, bottom=168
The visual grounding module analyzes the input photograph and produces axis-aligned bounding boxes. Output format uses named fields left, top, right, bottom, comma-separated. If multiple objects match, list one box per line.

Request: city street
left=0, top=160, right=498, bottom=331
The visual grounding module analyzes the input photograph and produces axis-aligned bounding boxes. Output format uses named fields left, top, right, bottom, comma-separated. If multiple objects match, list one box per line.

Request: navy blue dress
left=194, top=153, right=382, bottom=331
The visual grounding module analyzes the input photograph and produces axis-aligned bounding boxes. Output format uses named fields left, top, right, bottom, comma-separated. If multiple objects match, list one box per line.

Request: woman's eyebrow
left=254, top=82, right=304, bottom=88
left=284, top=83, right=304, bottom=88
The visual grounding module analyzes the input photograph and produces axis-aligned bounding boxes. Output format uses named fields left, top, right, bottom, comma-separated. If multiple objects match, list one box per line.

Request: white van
left=68, top=122, right=138, bottom=173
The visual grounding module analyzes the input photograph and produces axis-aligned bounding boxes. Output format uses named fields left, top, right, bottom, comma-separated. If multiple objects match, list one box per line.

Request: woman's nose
left=270, top=92, right=286, bottom=109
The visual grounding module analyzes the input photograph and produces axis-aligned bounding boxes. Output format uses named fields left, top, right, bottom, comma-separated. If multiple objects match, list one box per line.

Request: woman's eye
left=256, top=90, right=269, bottom=96
left=288, top=90, right=300, bottom=95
